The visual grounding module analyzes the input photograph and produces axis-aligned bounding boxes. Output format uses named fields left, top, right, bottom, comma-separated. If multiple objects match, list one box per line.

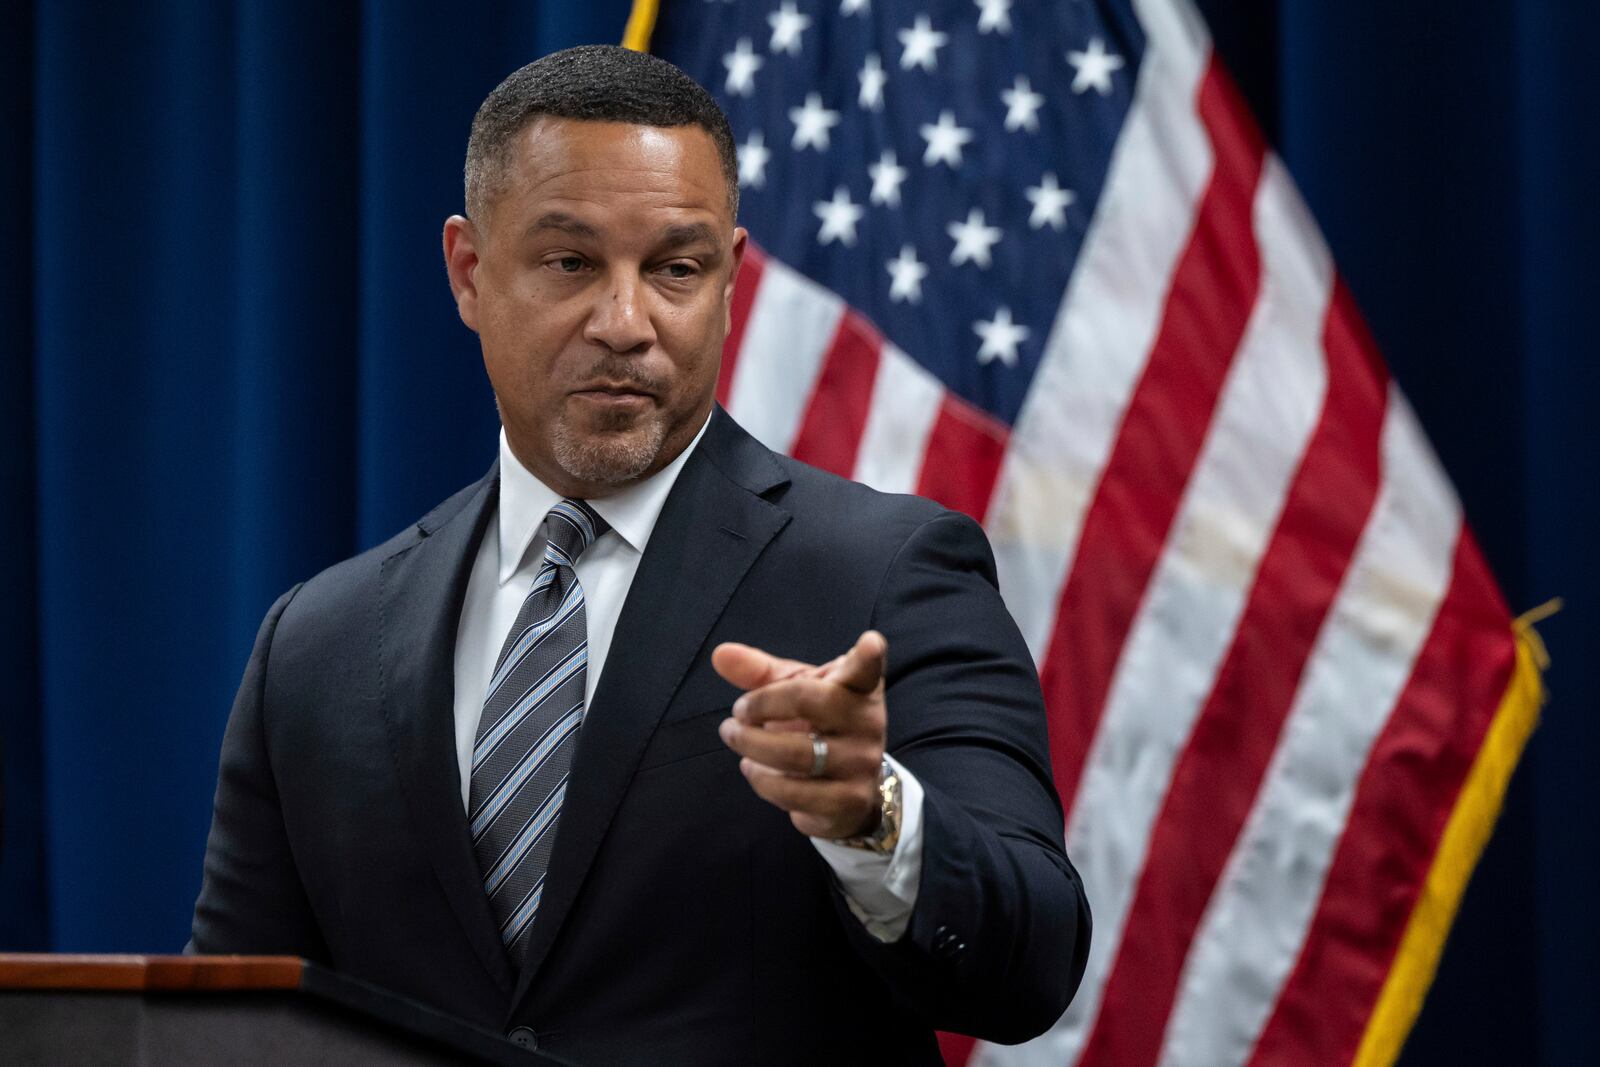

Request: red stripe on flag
left=789, top=310, right=884, bottom=476
left=717, top=243, right=768, bottom=407
left=1077, top=278, right=1390, bottom=1067
left=1040, top=57, right=1269, bottom=813
left=915, top=395, right=1009, bottom=524
left=1245, top=531, right=1515, bottom=1066
left=937, top=1031, right=978, bottom=1067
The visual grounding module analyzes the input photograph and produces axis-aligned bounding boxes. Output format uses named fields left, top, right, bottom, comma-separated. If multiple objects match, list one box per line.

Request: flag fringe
left=622, top=0, right=660, bottom=52
left=1352, top=616, right=1548, bottom=1067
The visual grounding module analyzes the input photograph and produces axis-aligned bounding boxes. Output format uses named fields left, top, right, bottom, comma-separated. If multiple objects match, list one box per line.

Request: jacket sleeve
left=187, top=584, right=330, bottom=961
left=835, top=510, right=1091, bottom=1043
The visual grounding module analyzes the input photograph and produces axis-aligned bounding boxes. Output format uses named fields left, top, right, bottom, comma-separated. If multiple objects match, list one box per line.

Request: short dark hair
left=464, top=45, right=739, bottom=221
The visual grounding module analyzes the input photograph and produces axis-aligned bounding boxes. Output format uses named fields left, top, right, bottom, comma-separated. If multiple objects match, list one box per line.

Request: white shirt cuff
left=809, top=753, right=925, bottom=943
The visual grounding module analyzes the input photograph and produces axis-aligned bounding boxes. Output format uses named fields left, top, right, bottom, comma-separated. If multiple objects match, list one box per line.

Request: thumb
left=825, top=631, right=887, bottom=695
left=711, top=641, right=816, bottom=692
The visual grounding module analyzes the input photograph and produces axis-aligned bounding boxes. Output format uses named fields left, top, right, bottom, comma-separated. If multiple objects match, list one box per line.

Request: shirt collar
left=496, top=413, right=713, bottom=586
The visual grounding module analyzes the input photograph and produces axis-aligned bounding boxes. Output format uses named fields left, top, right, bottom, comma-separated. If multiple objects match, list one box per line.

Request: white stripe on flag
left=851, top=344, right=944, bottom=494
left=985, top=0, right=1214, bottom=665
left=1155, top=389, right=1462, bottom=1067
left=724, top=257, right=844, bottom=454
left=986, top=157, right=1335, bottom=1067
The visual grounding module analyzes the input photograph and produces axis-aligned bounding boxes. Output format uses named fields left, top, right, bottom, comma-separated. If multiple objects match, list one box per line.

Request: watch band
left=837, top=757, right=902, bottom=854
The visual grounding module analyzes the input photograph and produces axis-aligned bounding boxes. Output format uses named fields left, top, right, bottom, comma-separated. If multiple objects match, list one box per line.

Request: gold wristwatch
left=838, top=758, right=902, bottom=854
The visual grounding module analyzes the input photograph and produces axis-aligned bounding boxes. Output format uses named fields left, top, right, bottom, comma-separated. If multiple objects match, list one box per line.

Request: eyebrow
left=658, top=222, right=720, bottom=251
left=524, top=212, right=601, bottom=240
left=521, top=215, right=720, bottom=254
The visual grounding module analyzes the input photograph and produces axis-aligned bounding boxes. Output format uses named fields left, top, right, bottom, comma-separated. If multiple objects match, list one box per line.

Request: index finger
left=822, top=630, right=887, bottom=696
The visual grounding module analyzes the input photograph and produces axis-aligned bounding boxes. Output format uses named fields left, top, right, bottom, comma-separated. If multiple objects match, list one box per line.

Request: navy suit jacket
left=190, top=408, right=1090, bottom=1065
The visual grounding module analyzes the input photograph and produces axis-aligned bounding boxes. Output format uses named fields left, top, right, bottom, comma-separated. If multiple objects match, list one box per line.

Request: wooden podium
left=0, top=955, right=567, bottom=1065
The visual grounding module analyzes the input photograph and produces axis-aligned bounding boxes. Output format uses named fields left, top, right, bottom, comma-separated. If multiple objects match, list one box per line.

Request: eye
left=659, top=261, right=697, bottom=280
left=554, top=256, right=586, bottom=273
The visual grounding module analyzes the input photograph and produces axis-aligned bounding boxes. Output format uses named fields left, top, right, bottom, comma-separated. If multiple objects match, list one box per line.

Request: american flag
left=642, top=1, right=1542, bottom=1064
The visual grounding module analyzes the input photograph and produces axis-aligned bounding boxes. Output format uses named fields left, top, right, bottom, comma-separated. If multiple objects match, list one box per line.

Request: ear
left=723, top=226, right=749, bottom=336
left=443, top=215, right=482, bottom=332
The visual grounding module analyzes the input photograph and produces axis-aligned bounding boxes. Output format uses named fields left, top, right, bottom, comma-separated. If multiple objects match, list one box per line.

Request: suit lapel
left=510, top=411, right=792, bottom=1011
left=376, top=464, right=517, bottom=998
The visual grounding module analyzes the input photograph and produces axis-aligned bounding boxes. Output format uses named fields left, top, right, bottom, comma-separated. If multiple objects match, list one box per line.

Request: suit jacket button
left=507, top=1027, right=538, bottom=1050
left=932, top=925, right=963, bottom=958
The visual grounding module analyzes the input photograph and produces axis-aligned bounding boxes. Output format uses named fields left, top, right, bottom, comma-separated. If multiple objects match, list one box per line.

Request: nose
left=583, top=270, right=657, bottom=354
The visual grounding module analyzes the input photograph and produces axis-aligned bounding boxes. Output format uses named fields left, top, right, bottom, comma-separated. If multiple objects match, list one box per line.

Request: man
left=191, top=45, right=1088, bottom=1064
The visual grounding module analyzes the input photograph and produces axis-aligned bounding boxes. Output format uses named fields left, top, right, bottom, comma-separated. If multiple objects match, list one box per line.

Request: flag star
left=789, top=93, right=841, bottom=150
left=814, top=187, right=865, bottom=247
left=897, top=15, right=948, bottom=71
left=975, top=0, right=1012, bottom=34
left=722, top=38, right=763, bottom=97
left=858, top=52, right=888, bottom=111
left=738, top=129, right=771, bottom=189
left=920, top=110, right=973, bottom=167
left=948, top=208, right=1002, bottom=268
left=841, top=0, right=870, bottom=14
left=1002, top=75, right=1045, bottom=132
left=886, top=245, right=929, bottom=304
left=868, top=150, right=908, bottom=207
left=1067, top=37, right=1125, bottom=95
left=768, top=2, right=812, bottom=55
left=1026, top=172, right=1075, bottom=229
left=974, top=307, right=1030, bottom=366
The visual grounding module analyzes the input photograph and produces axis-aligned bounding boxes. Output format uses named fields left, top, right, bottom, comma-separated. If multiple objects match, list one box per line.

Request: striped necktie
left=469, top=497, right=607, bottom=965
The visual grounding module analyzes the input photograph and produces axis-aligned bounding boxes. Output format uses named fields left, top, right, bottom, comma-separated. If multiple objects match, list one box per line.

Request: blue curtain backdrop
left=1, top=2, right=1594, bottom=1064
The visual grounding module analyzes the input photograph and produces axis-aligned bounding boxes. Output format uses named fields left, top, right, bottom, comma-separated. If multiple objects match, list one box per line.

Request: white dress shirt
left=451, top=419, right=924, bottom=941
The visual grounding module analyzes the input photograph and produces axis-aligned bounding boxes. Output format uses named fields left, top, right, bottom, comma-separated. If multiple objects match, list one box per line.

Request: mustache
left=572, top=356, right=668, bottom=395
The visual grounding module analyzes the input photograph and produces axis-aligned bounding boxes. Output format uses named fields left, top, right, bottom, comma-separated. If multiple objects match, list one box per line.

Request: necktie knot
left=543, top=499, right=608, bottom=567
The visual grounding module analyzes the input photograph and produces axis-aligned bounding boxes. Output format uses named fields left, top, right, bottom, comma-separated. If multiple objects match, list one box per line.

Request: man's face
left=444, top=117, right=745, bottom=498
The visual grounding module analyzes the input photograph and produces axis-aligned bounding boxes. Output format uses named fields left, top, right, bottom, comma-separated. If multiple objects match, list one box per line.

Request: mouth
left=569, top=383, right=657, bottom=409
